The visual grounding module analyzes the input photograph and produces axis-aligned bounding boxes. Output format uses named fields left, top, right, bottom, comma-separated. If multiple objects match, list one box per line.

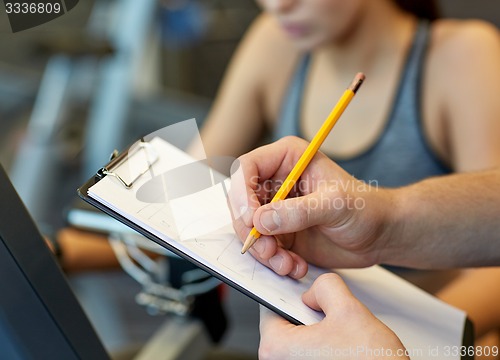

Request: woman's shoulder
left=428, top=19, right=500, bottom=66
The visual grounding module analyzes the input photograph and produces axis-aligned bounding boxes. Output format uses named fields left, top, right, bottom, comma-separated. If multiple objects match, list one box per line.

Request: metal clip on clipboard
left=97, top=140, right=159, bottom=189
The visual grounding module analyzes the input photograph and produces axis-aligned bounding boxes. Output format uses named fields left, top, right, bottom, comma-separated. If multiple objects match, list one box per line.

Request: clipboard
left=78, top=137, right=325, bottom=326
left=79, top=136, right=473, bottom=358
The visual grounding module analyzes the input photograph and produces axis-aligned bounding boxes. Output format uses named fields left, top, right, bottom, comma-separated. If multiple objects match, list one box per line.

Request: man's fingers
left=250, top=244, right=296, bottom=276
left=253, top=193, right=340, bottom=236
left=244, top=236, right=308, bottom=278
left=302, top=273, right=357, bottom=316
left=288, top=251, right=309, bottom=279
left=246, top=235, right=279, bottom=260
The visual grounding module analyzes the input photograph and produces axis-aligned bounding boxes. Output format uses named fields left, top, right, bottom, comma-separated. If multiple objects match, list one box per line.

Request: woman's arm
left=437, top=268, right=500, bottom=338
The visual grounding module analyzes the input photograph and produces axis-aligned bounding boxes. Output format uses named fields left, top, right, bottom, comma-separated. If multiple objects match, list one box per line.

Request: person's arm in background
left=44, top=228, right=164, bottom=273
left=437, top=268, right=500, bottom=340
left=189, top=14, right=301, bottom=159
left=57, top=228, right=121, bottom=272
left=44, top=228, right=120, bottom=273
left=230, top=136, right=500, bottom=276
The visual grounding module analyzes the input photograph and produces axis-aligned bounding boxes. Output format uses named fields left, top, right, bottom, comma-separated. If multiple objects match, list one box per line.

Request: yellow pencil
left=241, top=72, right=366, bottom=254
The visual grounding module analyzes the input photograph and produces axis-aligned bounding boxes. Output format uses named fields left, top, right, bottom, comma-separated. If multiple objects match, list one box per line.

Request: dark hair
left=393, top=0, right=441, bottom=21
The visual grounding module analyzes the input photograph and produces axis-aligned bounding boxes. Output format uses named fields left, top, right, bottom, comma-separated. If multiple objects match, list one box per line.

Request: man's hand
left=259, top=273, right=409, bottom=359
left=230, top=136, right=396, bottom=278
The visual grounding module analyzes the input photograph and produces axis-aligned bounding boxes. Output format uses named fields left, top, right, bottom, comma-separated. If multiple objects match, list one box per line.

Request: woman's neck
left=316, top=2, right=417, bottom=76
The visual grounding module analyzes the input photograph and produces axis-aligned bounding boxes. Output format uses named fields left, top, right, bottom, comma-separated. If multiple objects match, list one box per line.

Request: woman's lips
left=281, top=23, right=308, bottom=38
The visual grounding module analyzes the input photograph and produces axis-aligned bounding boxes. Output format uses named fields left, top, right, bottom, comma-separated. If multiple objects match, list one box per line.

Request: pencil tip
left=241, top=234, right=257, bottom=254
